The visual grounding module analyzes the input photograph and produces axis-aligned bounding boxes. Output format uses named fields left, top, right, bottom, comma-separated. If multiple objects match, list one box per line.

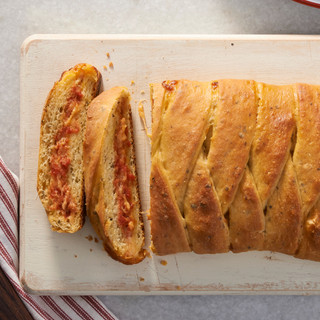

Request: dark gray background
left=2, top=0, right=320, bottom=319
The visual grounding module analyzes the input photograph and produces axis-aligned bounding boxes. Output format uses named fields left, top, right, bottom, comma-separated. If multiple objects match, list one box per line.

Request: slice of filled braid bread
left=149, top=79, right=320, bottom=262
left=37, top=63, right=101, bottom=233
left=84, top=87, right=145, bottom=264
left=37, top=64, right=145, bottom=264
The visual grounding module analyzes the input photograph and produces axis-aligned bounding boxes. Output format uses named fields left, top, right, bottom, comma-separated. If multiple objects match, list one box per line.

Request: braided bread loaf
left=149, top=79, right=320, bottom=262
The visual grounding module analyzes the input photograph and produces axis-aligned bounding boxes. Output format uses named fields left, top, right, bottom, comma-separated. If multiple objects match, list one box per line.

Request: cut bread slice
left=37, top=63, right=101, bottom=233
left=84, top=87, right=145, bottom=264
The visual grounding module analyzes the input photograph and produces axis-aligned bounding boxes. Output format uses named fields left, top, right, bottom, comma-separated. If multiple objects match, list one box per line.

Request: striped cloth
left=0, top=157, right=117, bottom=320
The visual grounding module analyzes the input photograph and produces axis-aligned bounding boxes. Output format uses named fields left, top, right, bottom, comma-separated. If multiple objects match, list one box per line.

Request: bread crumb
left=109, top=62, right=114, bottom=69
left=90, top=248, right=93, bottom=252
left=140, top=90, right=145, bottom=95
left=106, top=78, right=109, bottom=81
left=143, top=209, right=150, bottom=216
left=160, top=260, right=167, bottom=266
left=106, top=52, right=110, bottom=58
left=176, top=285, right=181, bottom=290
left=143, top=209, right=151, bottom=219
left=74, top=254, right=78, bottom=258
left=131, top=80, right=135, bottom=85
left=146, top=251, right=151, bottom=258
left=139, top=277, right=145, bottom=282
left=85, top=235, right=93, bottom=241
left=103, top=65, right=107, bottom=70
left=94, top=237, right=99, bottom=243
left=138, top=101, right=151, bottom=138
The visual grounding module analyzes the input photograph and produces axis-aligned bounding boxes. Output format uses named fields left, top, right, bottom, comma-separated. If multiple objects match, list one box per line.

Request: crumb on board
left=74, top=254, right=78, bottom=258
left=160, top=260, right=167, bottom=266
left=139, top=277, right=145, bottom=282
left=106, top=52, right=110, bottom=58
left=141, top=209, right=150, bottom=219
left=142, top=209, right=150, bottom=216
left=131, top=80, right=135, bottom=85
left=94, top=237, right=99, bottom=243
left=264, top=255, right=280, bottom=261
left=106, top=78, right=109, bottom=81
left=103, top=65, right=107, bottom=70
left=176, top=286, right=181, bottom=290
left=138, top=101, right=151, bottom=138
left=109, top=62, right=114, bottom=69
left=85, top=235, right=93, bottom=241
left=90, top=248, right=93, bottom=252
left=140, top=90, right=145, bottom=95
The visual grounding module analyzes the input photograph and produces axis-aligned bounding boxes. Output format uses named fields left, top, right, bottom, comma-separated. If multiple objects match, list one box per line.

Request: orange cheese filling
left=114, top=117, right=136, bottom=237
left=49, top=85, right=82, bottom=217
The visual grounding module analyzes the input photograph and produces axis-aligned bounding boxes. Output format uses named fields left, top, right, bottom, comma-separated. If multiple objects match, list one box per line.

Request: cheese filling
left=114, top=117, right=136, bottom=237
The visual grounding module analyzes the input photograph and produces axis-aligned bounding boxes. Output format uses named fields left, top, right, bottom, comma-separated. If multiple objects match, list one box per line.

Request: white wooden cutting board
left=20, top=34, right=320, bottom=295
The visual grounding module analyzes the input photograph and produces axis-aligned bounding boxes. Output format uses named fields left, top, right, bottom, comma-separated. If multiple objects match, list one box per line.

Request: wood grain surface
left=0, top=268, right=32, bottom=320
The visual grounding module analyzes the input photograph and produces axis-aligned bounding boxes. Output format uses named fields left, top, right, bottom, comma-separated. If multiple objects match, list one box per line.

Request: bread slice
left=84, top=87, right=145, bottom=264
left=37, top=63, right=101, bottom=233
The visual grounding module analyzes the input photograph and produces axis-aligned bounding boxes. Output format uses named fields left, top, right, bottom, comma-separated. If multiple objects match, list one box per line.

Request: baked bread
left=150, top=79, right=320, bottom=262
left=84, top=87, right=145, bottom=264
left=37, top=63, right=101, bottom=233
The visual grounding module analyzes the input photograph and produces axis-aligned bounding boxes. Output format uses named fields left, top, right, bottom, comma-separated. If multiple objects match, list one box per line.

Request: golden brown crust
left=150, top=83, right=165, bottom=156
left=159, top=80, right=213, bottom=211
left=296, top=199, right=320, bottom=261
left=293, top=84, right=320, bottom=215
left=265, top=158, right=303, bottom=255
left=150, top=160, right=190, bottom=255
left=249, top=84, right=295, bottom=208
left=184, top=156, right=229, bottom=254
left=84, top=87, right=123, bottom=205
left=150, top=79, right=320, bottom=262
left=150, top=80, right=213, bottom=255
left=207, top=79, right=257, bottom=214
left=229, top=168, right=264, bottom=253
left=37, top=63, right=101, bottom=233
left=294, top=83, right=320, bottom=261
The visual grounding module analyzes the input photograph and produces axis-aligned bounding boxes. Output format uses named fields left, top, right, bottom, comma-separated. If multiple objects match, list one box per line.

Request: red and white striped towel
left=0, top=157, right=118, bottom=320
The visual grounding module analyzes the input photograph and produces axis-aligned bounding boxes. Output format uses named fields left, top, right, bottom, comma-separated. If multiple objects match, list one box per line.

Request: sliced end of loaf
left=37, top=63, right=101, bottom=233
left=84, top=87, right=145, bottom=264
